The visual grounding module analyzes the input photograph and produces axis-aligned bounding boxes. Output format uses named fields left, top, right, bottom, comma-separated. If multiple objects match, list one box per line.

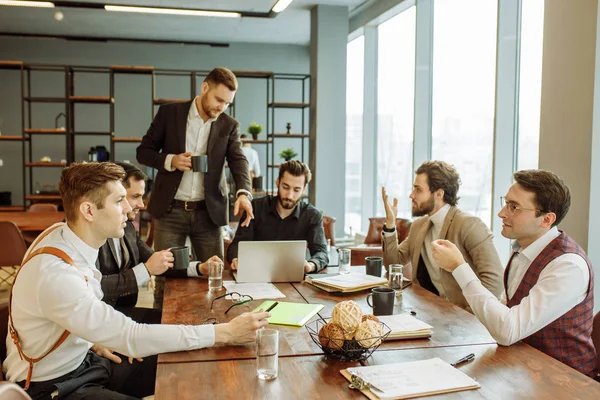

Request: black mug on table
left=170, top=246, right=189, bottom=270
left=191, top=155, right=208, bottom=172
left=366, top=286, right=395, bottom=316
left=365, top=256, right=383, bottom=277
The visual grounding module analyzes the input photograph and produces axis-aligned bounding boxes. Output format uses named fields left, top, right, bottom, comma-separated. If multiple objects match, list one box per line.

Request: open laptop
left=234, top=240, right=307, bottom=283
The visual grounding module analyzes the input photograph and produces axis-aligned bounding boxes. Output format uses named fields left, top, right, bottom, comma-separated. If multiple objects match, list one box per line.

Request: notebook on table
left=252, top=300, right=324, bottom=327
left=377, top=314, right=433, bottom=340
left=304, top=272, right=391, bottom=293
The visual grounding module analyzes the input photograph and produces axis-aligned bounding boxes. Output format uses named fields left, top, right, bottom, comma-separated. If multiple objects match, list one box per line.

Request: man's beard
left=127, top=210, right=138, bottom=221
left=412, top=196, right=435, bottom=217
left=278, top=196, right=300, bottom=210
left=201, top=96, right=220, bottom=118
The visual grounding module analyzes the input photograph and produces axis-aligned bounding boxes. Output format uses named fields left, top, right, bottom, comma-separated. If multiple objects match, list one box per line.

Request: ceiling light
left=272, top=0, right=294, bottom=13
left=104, top=5, right=241, bottom=18
left=0, top=0, right=54, bottom=7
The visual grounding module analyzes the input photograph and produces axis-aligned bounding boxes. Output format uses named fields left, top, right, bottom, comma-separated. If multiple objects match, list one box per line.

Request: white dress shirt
left=4, top=223, right=215, bottom=383
left=242, top=146, right=261, bottom=178
left=452, top=226, right=589, bottom=346
left=164, top=97, right=215, bottom=201
left=420, top=204, right=450, bottom=298
left=111, top=238, right=202, bottom=287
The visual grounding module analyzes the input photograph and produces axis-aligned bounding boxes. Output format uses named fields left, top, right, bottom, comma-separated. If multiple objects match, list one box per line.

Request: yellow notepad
left=253, top=301, right=324, bottom=327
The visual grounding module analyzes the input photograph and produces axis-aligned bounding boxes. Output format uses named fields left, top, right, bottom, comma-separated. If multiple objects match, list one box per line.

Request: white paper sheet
left=222, top=282, right=286, bottom=300
left=311, top=272, right=387, bottom=289
left=378, top=314, right=433, bottom=334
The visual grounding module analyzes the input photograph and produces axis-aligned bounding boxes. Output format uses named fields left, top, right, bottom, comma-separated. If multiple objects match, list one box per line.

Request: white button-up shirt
left=4, top=223, right=215, bottom=383
left=452, top=226, right=589, bottom=346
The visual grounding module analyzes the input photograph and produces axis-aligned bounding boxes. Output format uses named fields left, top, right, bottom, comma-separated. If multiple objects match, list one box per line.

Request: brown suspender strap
left=8, top=224, right=88, bottom=390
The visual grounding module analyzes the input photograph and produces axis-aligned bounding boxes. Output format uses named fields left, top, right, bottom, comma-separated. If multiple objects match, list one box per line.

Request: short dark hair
left=278, top=160, right=312, bottom=186
left=415, top=161, right=461, bottom=206
left=204, top=67, right=238, bottom=91
left=59, top=162, right=125, bottom=222
left=513, top=169, right=571, bottom=227
left=114, top=162, right=146, bottom=188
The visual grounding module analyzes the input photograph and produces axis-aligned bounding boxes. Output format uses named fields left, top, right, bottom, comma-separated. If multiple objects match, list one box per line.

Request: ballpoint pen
left=450, top=353, right=475, bottom=367
left=265, top=301, right=279, bottom=312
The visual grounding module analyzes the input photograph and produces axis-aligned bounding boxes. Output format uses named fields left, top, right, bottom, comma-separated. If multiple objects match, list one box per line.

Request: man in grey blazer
left=137, top=68, right=253, bottom=307
left=382, top=161, right=503, bottom=311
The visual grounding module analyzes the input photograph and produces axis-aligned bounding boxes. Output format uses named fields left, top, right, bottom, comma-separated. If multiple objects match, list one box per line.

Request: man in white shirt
left=432, top=169, right=597, bottom=377
left=240, top=134, right=261, bottom=179
left=381, top=161, right=504, bottom=310
left=4, top=162, right=270, bottom=399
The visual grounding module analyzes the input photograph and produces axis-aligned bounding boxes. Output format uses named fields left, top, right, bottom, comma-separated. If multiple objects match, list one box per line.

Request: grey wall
left=0, top=37, right=310, bottom=205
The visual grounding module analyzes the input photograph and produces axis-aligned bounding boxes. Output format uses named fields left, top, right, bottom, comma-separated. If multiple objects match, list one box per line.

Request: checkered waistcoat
left=505, top=232, right=598, bottom=378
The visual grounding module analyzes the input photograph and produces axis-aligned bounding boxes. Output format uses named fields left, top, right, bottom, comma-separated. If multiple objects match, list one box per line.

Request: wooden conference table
left=0, top=211, right=64, bottom=231
left=155, top=269, right=600, bottom=399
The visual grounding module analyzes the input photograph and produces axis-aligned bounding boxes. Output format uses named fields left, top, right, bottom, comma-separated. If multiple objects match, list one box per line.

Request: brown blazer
left=382, top=206, right=504, bottom=310
left=136, top=101, right=251, bottom=226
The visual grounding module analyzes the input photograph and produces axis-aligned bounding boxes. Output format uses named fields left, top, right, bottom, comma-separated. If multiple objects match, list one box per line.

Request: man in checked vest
left=3, top=162, right=270, bottom=399
left=432, top=169, right=598, bottom=378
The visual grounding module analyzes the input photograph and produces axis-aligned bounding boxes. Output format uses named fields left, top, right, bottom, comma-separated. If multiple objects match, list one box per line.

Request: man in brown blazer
left=382, top=161, right=503, bottom=310
left=137, top=67, right=253, bottom=307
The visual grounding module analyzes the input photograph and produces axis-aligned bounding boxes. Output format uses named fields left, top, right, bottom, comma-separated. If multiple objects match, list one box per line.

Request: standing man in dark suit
left=98, top=162, right=221, bottom=322
left=137, top=68, right=253, bottom=307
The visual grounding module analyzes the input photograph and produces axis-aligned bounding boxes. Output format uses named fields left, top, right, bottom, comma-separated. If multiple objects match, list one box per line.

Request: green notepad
left=253, top=301, right=324, bottom=327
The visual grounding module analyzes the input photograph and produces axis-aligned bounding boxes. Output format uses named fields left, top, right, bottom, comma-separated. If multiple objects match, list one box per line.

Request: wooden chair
left=27, top=203, right=58, bottom=212
left=363, top=217, right=411, bottom=245
left=592, top=311, right=600, bottom=375
left=349, top=245, right=383, bottom=266
left=0, top=222, right=27, bottom=287
left=322, top=216, right=336, bottom=246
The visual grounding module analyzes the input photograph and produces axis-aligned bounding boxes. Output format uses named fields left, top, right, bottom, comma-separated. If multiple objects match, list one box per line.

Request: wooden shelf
left=24, top=128, right=66, bottom=134
left=0, top=205, right=25, bottom=211
left=26, top=195, right=62, bottom=201
left=233, top=70, right=273, bottom=78
left=69, top=96, right=114, bottom=104
left=0, top=60, right=23, bottom=70
left=25, top=162, right=66, bottom=167
left=110, top=65, right=155, bottom=74
left=269, top=133, right=309, bottom=138
left=112, top=137, right=142, bottom=143
left=153, top=98, right=190, bottom=105
left=24, top=97, right=65, bottom=103
left=268, top=102, right=310, bottom=109
left=0, top=135, right=24, bottom=141
left=241, top=139, right=272, bottom=144
left=72, top=131, right=113, bottom=136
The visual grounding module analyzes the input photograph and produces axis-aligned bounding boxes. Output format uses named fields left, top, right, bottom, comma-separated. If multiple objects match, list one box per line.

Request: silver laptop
left=234, top=240, right=307, bottom=283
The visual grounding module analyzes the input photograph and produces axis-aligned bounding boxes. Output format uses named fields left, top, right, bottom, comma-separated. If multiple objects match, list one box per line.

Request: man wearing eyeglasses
left=382, top=161, right=504, bottom=311
left=432, top=170, right=597, bottom=378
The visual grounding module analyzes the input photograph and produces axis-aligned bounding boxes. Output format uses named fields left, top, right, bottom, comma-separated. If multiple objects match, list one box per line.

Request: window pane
left=345, top=35, right=365, bottom=233
left=376, top=7, right=416, bottom=220
left=431, top=0, right=498, bottom=226
left=518, top=0, right=544, bottom=170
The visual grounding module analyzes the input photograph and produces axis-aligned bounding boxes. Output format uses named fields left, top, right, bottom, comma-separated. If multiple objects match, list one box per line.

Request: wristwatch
left=382, top=225, right=396, bottom=233
left=196, top=262, right=203, bottom=277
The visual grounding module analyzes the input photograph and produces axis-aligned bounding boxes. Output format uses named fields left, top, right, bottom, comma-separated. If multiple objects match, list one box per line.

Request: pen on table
left=265, top=302, right=279, bottom=313
left=450, top=353, right=475, bottom=367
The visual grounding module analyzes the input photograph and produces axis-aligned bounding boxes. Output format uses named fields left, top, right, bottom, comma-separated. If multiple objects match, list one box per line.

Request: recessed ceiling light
left=104, top=5, right=241, bottom=18
left=0, top=0, right=54, bottom=7
left=272, top=0, right=294, bottom=13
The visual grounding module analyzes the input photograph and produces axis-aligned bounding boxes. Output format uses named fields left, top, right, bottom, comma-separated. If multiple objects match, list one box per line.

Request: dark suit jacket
left=98, top=221, right=187, bottom=307
left=136, top=101, right=251, bottom=226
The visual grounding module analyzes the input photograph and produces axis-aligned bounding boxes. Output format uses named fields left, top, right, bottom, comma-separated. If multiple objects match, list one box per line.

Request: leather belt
left=172, top=199, right=205, bottom=211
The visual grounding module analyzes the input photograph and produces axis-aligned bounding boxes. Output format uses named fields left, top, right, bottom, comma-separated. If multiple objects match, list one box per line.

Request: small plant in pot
left=247, top=122, right=263, bottom=140
left=279, top=148, right=298, bottom=161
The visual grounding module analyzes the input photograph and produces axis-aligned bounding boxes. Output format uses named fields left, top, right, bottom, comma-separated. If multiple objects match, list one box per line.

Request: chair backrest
left=592, top=311, right=600, bottom=372
left=322, top=216, right=336, bottom=246
left=364, top=217, right=412, bottom=245
left=27, top=203, right=58, bottom=212
left=0, top=221, right=27, bottom=267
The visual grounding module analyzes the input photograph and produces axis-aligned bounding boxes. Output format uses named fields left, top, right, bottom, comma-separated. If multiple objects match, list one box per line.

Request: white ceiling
left=0, top=0, right=367, bottom=45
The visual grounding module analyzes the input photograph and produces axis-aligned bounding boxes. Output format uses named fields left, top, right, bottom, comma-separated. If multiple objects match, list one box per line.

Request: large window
left=431, top=0, right=498, bottom=225
left=345, top=35, right=365, bottom=233
left=376, top=6, right=416, bottom=219
left=518, top=0, right=544, bottom=170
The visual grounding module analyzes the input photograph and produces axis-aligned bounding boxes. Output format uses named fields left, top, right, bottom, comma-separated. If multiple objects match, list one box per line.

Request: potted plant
left=247, top=122, right=263, bottom=140
left=279, top=148, right=298, bottom=161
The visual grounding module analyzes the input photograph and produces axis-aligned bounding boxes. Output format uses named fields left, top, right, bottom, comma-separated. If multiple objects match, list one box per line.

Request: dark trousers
left=116, top=306, right=162, bottom=325
left=24, top=351, right=157, bottom=400
left=153, top=205, right=223, bottom=309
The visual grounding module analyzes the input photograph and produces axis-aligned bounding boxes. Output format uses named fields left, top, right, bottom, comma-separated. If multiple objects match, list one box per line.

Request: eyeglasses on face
left=500, top=196, right=544, bottom=216
left=210, top=292, right=254, bottom=314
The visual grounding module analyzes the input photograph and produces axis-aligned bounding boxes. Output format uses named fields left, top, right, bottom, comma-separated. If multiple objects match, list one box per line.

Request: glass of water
left=256, top=328, right=279, bottom=380
left=338, top=248, right=351, bottom=274
left=388, top=264, right=403, bottom=297
left=208, top=260, right=224, bottom=292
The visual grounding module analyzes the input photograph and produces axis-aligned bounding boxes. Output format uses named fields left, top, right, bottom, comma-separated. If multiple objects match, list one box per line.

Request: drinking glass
left=338, top=248, right=351, bottom=274
left=388, top=264, right=403, bottom=297
left=208, top=260, right=224, bottom=292
left=256, top=329, right=279, bottom=380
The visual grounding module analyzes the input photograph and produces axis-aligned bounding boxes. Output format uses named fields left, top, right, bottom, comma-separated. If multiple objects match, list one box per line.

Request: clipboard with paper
left=340, top=358, right=480, bottom=399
